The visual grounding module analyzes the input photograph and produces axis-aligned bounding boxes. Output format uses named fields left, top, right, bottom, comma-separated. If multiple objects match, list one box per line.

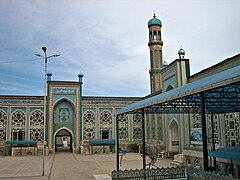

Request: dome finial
left=153, top=11, right=156, bottom=18
left=178, top=46, right=185, bottom=59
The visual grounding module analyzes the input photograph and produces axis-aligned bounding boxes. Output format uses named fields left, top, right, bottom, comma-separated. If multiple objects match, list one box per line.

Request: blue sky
left=0, top=0, right=240, bottom=97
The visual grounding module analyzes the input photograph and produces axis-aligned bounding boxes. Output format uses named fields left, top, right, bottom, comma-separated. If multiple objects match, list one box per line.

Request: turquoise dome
left=148, top=14, right=162, bottom=27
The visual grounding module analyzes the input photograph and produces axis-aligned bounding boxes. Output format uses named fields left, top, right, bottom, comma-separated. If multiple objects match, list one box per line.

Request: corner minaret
left=148, top=13, right=163, bottom=93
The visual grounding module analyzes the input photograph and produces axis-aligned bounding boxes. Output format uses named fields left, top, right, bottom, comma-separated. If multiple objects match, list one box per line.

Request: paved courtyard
left=0, top=153, right=173, bottom=180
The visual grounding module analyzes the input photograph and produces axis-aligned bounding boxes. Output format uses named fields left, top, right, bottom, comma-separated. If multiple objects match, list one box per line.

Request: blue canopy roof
left=209, top=146, right=240, bottom=162
left=5, top=141, right=38, bottom=145
left=90, top=139, right=115, bottom=146
left=117, top=65, right=240, bottom=114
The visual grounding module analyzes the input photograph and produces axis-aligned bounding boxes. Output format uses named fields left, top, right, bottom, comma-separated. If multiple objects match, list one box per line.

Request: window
left=11, top=110, right=25, bottom=141
left=83, top=110, right=95, bottom=140
left=153, top=31, right=157, bottom=40
left=30, top=110, right=44, bottom=141
left=0, top=110, right=7, bottom=141
left=149, top=32, right=152, bottom=40
left=229, top=121, right=234, bottom=129
left=118, top=114, right=128, bottom=140
left=186, top=158, right=191, bottom=166
left=102, top=130, right=109, bottom=139
left=100, top=111, right=112, bottom=130
left=12, top=131, right=25, bottom=141
left=158, top=31, right=161, bottom=40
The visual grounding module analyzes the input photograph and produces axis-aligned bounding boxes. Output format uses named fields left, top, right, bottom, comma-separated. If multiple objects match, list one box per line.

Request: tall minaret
left=148, top=13, right=163, bottom=93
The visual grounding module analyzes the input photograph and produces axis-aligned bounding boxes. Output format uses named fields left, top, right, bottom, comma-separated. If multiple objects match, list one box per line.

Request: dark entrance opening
left=55, top=129, right=72, bottom=152
left=102, top=130, right=109, bottom=139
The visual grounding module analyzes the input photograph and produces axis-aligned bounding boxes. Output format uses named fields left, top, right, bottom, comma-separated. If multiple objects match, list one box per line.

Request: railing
left=112, top=166, right=237, bottom=180
left=187, top=166, right=236, bottom=180
left=112, top=167, right=186, bottom=180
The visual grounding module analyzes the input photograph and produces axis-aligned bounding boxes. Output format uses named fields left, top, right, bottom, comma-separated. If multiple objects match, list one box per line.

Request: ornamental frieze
left=83, top=101, right=136, bottom=106
left=53, top=88, right=76, bottom=94
left=0, top=99, right=42, bottom=105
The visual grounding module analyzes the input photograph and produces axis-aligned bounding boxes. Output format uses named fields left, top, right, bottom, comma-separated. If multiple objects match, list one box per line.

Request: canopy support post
left=141, top=109, right=146, bottom=171
left=200, top=92, right=209, bottom=171
left=210, top=113, right=216, bottom=171
left=116, top=114, right=120, bottom=172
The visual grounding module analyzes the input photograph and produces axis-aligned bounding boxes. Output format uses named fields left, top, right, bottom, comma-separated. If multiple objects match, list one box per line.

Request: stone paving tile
left=0, top=155, right=53, bottom=179
left=0, top=152, right=173, bottom=180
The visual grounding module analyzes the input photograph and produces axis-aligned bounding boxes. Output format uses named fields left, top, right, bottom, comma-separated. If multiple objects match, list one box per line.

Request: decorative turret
left=178, top=47, right=185, bottom=59
left=47, top=72, right=52, bottom=82
left=148, top=13, right=163, bottom=93
left=78, top=72, right=84, bottom=84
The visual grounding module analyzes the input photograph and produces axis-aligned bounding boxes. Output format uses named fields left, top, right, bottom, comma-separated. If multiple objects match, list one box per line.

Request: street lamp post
left=78, top=72, right=84, bottom=153
left=35, top=47, right=60, bottom=176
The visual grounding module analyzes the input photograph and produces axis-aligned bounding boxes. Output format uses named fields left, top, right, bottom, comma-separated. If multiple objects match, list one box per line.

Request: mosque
left=0, top=14, right=239, bottom=175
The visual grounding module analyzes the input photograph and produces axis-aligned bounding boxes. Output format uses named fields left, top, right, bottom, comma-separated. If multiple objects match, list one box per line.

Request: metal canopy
left=115, top=64, right=240, bottom=172
left=90, top=139, right=115, bottom=146
left=5, top=141, right=38, bottom=146
left=117, top=65, right=240, bottom=115
left=209, top=146, right=240, bottom=161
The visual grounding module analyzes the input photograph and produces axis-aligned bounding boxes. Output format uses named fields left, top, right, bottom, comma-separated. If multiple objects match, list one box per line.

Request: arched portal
left=54, top=128, right=73, bottom=152
left=168, top=120, right=179, bottom=152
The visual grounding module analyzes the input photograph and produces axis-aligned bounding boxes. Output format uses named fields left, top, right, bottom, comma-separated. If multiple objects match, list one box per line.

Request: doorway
left=169, top=120, right=179, bottom=152
left=101, top=130, right=109, bottom=139
left=55, top=128, right=73, bottom=152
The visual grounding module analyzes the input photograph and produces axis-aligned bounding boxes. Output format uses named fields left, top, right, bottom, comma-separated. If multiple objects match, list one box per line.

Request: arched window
left=11, top=110, right=26, bottom=141
left=100, top=110, right=112, bottom=139
left=186, top=157, right=191, bottom=166
left=150, top=51, right=153, bottom=68
left=149, top=32, right=152, bottom=40
left=156, top=115, right=162, bottom=140
left=153, top=31, right=157, bottom=40
left=30, top=110, right=44, bottom=126
left=118, top=114, right=128, bottom=140
left=158, top=31, right=161, bottom=40
left=154, top=50, right=158, bottom=67
left=132, top=111, right=142, bottom=140
left=0, top=110, right=7, bottom=141
left=30, top=110, right=44, bottom=141
left=83, top=110, right=95, bottom=140
left=159, top=50, right=162, bottom=66
left=194, top=158, right=200, bottom=168
left=151, top=114, right=156, bottom=139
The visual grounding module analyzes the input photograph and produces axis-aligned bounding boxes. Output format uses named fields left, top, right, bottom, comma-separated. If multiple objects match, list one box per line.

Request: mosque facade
left=0, top=15, right=239, bottom=173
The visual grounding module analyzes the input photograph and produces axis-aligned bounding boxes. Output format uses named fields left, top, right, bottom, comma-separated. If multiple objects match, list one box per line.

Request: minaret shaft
left=148, top=15, right=163, bottom=93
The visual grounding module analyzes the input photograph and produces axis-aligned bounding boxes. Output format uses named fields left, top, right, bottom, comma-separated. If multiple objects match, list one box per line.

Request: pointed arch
left=53, top=98, right=75, bottom=124
left=83, top=110, right=95, bottom=140
left=53, top=97, right=75, bottom=111
left=0, top=109, right=7, bottom=141
left=168, top=119, right=179, bottom=152
left=11, top=109, right=26, bottom=141
left=100, top=110, right=113, bottom=139
left=54, top=127, right=74, bottom=152
left=30, top=109, right=44, bottom=141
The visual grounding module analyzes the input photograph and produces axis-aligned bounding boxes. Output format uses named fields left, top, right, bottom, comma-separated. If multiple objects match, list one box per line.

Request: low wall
left=12, top=147, right=36, bottom=156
